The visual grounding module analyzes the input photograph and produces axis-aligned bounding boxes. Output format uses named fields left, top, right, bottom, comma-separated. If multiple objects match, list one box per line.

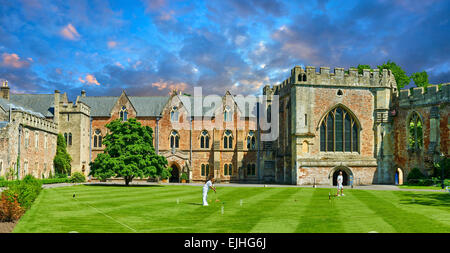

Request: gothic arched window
left=170, top=130, right=180, bottom=148
left=170, top=106, right=179, bottom=122
left=119, top=106, right=128, bottom=121
left=94, top=129, right=102, bottom=148
left=224, top=106, right=232, bottom=122
left=320, top=106, right=359, bottom=152
left=247, top=131, right=256, bottom=150
left=267, top=105, right=271, bottom=123
left=200, top=130, right=209, bottom=149
left=408, top=112, right=423, bottom=150
left=223, top=130, right=233, bottom=149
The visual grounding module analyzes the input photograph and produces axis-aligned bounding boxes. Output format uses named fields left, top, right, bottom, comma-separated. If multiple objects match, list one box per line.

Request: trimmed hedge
left=0, top=178, right=71, bottom=187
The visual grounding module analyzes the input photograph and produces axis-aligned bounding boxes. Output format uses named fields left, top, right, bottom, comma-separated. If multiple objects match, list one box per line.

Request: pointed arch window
left=200, top=130, right=210, bottom=149
left=223, top=130, right=233, bottom=149
left=170, top=130, right=180, bottom=149
left=119, top=106, right=128, bottom=121
left=320, top=106, right=359, bottom=152
left=93, top=129, right=102, bottom=148
left=408, top=112, right=423, bottom=150
left=224, top=106, right=232, bottom=122
left=247, top=131, right=256, bottom=150
left=170, top=106, right=179, bottom=122
left=267, top=105, right=272, bottom=123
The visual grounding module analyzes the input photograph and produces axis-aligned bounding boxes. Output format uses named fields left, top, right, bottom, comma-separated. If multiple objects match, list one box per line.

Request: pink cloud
left=1, top=53, right=31, bottom=68
left=107, top=40, right=118, bottom=49
left=152, top=80, right=188, bottom=93
left=78, top=74, right=100, bottom=85
left=60, top=23, right=81, bottom=40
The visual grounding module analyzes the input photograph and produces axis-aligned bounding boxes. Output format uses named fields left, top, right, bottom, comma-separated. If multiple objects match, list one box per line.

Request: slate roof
left=0, top=97, right=46, bottom=118
left=77, top=96, right=119, bottom=117
left=9, top=94, right=57, bottom=117
left=129, top=96, right=169, bottom=117
left=78, top=94, right=257, bottom=118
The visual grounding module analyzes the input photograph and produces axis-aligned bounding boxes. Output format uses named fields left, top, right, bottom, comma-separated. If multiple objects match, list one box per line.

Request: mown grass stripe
left=295, top=188, right=343, bottom=233
left=249, top=188, right=312, bottom=233
left=197, top=188, right=294, bottom=233
left=352, top=190, right=450, bottom=233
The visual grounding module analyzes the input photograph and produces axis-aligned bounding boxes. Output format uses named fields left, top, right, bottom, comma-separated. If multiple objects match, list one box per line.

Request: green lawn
left=13, top=185, right=450, bottom=233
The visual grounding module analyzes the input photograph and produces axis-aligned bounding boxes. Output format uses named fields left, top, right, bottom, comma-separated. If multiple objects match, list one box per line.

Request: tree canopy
left=410, top=71, right=430, bottom=88
left=89, top=118, right=169, bottom=185
left=53, top=133, right=72, bottom=176
left=377, top=60, right=410, bottom=90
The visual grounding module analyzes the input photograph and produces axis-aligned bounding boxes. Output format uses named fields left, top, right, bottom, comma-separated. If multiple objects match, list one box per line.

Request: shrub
left=407, top=168, right=426, bottom=180
left=0, top=191, right=24, bottom=222
left=180, top=173, right=188, bottom=181
left=70, top=172, right=86, bottom=183
left=8, top=175, right=42, bottom=210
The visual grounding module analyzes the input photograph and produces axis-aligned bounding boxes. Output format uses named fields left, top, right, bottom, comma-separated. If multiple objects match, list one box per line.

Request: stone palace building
left=0, top=66, right=448, bottom=185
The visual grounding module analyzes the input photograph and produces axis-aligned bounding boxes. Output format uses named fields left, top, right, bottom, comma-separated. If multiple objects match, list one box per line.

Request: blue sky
left=0, top=0, right=449, bottom=99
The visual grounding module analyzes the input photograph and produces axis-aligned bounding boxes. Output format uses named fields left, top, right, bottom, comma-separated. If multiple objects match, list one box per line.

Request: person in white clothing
left=203, top=176, right=216, bottom=206
left=336, top=171, right=344, bottom=196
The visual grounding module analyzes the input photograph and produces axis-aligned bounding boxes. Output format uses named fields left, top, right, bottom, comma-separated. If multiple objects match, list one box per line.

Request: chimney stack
left=81, top=90, right=86, bottom=97
left=54, top=90, right=60, bottom=126
left=1, top=80, right=10, bottom=100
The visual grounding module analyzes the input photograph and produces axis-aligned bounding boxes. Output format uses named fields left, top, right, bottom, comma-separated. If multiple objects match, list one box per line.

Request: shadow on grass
left=398, top=192, right=450, bottom=207
left=84, top=183, right=163, bottom=188
left=185, top=202, right=203, bottom=206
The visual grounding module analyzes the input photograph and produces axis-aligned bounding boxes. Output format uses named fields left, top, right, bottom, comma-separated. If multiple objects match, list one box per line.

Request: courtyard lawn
left=13, top=184, right=450, bottom=233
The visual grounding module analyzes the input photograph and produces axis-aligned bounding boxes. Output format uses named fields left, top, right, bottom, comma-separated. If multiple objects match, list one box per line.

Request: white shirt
left=203, top=180, right=213, bottom=193
left=337, top=175, right=343, bottom=185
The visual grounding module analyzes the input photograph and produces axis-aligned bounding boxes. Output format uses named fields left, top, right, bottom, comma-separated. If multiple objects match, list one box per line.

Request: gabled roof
left=77, top=95, right=170, bottom=117
left=129, top=96, right=169, bottom=117
left=9, top=94, right=58, bottom=117
left=77, top=96, right=119, bottom=117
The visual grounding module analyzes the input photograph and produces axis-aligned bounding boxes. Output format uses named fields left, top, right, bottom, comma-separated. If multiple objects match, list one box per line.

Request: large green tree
left=53, top=134, right=72, bottom=176
left=355, top=64, right=372, bottom=75
left=410, top=71, right=430, bottom=88
left=89, top=118, right=169, bottom=186
left=377, top=60, right=410, bottom=90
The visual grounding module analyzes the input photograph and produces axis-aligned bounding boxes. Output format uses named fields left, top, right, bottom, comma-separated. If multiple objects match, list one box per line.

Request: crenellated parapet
left=287, top=66, right=396, bottom=89
left=398, top=83, right=449, bottom=107
left=59, top=100, right=91, bottom=116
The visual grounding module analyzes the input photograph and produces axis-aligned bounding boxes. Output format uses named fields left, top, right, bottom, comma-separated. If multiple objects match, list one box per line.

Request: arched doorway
left=395, top=168, right=404, bottom=185
left=330, top=167, right=353, bottom=186
left=170, top=164, right=180, bottom=183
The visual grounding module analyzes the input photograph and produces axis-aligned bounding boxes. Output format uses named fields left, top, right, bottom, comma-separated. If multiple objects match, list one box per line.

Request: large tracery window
left=408, top=112, right=423, bottom=150
left=320, top=106, right=359, bottom=152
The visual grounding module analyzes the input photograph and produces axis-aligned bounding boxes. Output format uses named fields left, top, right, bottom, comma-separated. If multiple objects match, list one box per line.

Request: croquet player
left=203, top=176, right=216, bottom=206
left=336, top=171, right=344, bottom=196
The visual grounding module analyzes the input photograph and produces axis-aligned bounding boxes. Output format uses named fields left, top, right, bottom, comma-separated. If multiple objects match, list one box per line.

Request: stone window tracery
left=320, top=106, right=359, bottom=152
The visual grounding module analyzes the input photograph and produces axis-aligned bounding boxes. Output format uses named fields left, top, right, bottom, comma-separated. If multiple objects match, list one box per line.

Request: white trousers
left=203, top=191, right=208, bottom=205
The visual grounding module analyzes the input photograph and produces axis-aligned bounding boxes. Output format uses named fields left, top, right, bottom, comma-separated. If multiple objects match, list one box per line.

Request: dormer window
left=119, top=106, right=128, bottom=121
left=170, top=106, right=179, bottom=122
left=224, top=106, right=232, bottom=122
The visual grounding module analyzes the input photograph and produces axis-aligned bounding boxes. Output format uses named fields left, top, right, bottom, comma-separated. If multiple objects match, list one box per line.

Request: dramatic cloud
left=0, top=0, right=448, bottom=100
